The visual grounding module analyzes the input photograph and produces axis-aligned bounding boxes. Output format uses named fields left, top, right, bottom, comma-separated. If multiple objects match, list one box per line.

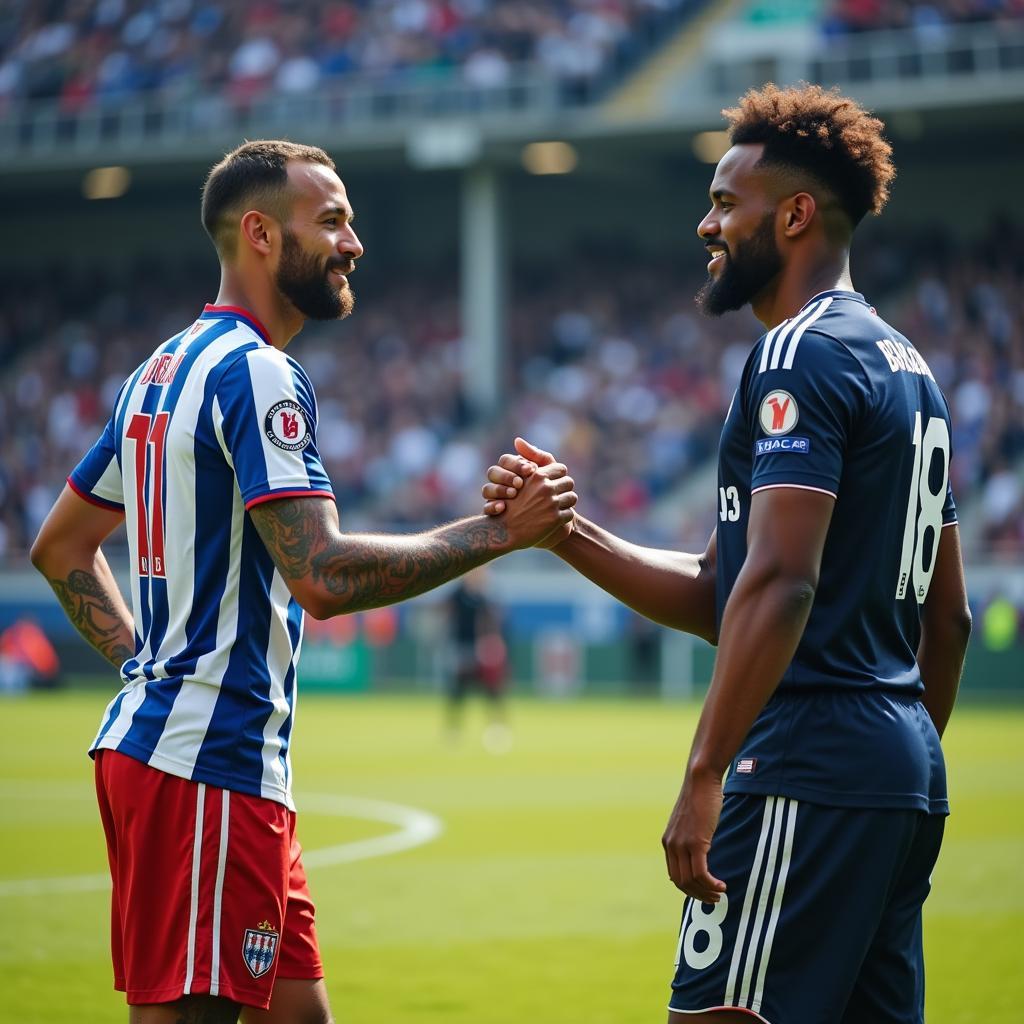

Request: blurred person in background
left=486, top=83, right=972, bottom=1023
left=0, top=617, right=60, bottom=693
left=30, top=139, right=576, bottom=1024
left=444, top=565, right=511, bottom=753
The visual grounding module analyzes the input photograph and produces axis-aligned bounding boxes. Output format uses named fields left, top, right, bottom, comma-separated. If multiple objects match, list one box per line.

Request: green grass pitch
left=2, top=691, right=1021, bottom=1023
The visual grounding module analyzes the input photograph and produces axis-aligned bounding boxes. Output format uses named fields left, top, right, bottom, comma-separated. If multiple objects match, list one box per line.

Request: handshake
left=480, top=436, right=577, bottom=552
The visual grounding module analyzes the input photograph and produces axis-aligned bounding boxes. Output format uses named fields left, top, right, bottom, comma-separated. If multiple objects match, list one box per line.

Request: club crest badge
left=759, top=390, right=799, bottom=436
left=243, top=920, right=280, bottom=979
left=265, top=400, right=311, bottom=452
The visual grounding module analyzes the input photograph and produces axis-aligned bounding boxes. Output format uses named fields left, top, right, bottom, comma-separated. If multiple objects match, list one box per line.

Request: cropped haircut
left=724, top=83, right=895, bottom=226
left=201, top=140, right=335, bottom=258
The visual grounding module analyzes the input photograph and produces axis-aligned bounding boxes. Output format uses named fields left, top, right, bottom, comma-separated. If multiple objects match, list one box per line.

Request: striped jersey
left=715, top=290, right=955, bottom=812
left=70, top=305, right=334, bottom=809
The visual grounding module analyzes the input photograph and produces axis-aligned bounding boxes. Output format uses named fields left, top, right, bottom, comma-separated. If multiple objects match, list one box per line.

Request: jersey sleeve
left=745, top=328, right=871, bottom=497
left=213, top=348, right=334, bottom=509
left=68, top=395, right=126, bottom=512
left=942, top=484, right=956, bottom=525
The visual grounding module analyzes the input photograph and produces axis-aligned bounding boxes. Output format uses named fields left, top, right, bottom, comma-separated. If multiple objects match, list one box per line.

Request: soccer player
left=483, top=84, right=971, bottom=1023
left=443, top=566, right=511, bottom=751
left=29, top=140, right=576, bottom=1024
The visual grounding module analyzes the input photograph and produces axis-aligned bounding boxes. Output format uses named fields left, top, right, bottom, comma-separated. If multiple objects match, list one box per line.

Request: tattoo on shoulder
left=249, top=497, right=330, bottom=581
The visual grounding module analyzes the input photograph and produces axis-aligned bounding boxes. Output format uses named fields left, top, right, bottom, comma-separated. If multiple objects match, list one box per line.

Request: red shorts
left=94, top=750, right=323, bottom=1009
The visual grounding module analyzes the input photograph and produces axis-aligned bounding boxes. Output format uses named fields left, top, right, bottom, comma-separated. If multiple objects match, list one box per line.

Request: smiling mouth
left=707, top=249, right=727, bottom=270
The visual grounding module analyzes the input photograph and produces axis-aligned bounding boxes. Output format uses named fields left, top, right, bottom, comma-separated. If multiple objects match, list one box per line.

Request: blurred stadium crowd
left=0, top=0, right=696, bottom=111
left=0, top=224, right=1021, bottom=561
left=821, top=0, right=1024, bottom=37
left=4, top=0, right=1024, bottom=114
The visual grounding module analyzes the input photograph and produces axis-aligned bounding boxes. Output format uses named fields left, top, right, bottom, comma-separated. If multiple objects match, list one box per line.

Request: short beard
left=696, top=210, right=782, bottom=317
left=276, top=228, right=355, bottom=321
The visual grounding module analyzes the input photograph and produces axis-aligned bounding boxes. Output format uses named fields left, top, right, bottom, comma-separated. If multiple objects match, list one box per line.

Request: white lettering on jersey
left=875, top=339, right=935, bottom=380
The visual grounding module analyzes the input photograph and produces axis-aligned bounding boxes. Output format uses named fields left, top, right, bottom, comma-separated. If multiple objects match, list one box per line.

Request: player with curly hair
left=484, top=83, right=971, bottom=1022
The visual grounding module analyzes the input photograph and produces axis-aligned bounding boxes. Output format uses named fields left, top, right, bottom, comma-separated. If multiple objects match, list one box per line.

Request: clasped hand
left=481, top=437, right=577, bottom=549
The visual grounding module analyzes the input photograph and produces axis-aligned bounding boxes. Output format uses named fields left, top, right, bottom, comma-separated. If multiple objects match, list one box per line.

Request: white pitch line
left=0, top=793, right=443, bottom=898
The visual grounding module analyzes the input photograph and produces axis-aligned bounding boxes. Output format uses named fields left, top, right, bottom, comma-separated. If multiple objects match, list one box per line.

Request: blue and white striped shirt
left=71, top=305, right=334, bottom=808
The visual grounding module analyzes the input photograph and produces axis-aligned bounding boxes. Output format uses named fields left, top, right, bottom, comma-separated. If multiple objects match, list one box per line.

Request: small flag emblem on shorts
left=736, top=758, right=757, bottom=774
left=243, top=921, right=279, bottom=979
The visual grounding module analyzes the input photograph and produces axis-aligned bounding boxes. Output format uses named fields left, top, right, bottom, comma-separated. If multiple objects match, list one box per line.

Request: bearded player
left=484, top=84, right=971, bottom=1022
left=30, top=140, right=576, bottom=1024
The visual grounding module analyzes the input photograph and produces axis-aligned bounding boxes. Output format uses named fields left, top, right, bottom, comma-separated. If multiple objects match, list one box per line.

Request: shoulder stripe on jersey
left=768, top=299, right=827, bottom=372
left=780, top=296, right=834, bottom=369
left=758, top=321, right=790, bottom=374
left=757, top=298, right=830, bottom=374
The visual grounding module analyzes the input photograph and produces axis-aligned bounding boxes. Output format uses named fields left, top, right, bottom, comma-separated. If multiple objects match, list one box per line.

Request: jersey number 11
left=126, top=411, right=170, bottom=579
left=896, top=411, right=949, bottom=604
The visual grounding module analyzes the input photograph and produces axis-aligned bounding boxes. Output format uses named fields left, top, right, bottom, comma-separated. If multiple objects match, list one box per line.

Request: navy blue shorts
left=668, top=793, right=945, bottom=1024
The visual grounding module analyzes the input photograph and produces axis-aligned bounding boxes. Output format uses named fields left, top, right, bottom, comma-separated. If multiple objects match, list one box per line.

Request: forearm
left=261, top=505, right=510, bottom=617
left=550, top=515, right=717, bottom=642
left=917, top=621, right=970, bottom=738
left=41, top=549, right=135, bottom=669
left=688, top=569, right=814, bottom=777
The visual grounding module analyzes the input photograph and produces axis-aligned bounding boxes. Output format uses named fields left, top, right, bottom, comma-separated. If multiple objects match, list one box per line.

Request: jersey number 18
left=896, top=412, right=949, bottom=604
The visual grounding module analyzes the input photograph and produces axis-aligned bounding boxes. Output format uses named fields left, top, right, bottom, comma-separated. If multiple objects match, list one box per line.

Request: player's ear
left=782, top=192, right=816, bottom=238
left=239, top=209, right=277, bottom=257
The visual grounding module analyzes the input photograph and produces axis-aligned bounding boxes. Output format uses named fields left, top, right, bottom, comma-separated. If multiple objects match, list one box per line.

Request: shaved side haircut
left=724, top=83, right=896, bottom=227
left=201, top=140, right=335, bottom=258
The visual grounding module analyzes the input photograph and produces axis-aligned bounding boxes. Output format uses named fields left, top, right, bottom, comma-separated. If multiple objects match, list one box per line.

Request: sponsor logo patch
left=735, top=757, right=757, bottom=775
left=755, top=436, right=810, bottom=457
left=758, top=390, right=799, bottom=436
left=265, top=400, right=311, bottom=452
left=242, top=920, right=279, bottom=979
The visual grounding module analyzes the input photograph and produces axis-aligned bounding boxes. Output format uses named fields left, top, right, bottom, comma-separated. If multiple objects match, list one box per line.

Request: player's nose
left=697, top=209, right=718, bottom=239
left=339, top=224, right=364, bottom=260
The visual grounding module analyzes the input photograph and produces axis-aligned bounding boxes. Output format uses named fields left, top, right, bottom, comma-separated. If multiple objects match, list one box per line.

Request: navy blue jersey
left=716, top=291, right=955, bottom=812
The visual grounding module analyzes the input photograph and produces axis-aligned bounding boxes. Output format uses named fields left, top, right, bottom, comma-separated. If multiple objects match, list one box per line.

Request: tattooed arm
left=249, top=465, right=576, bottom=619
left=30, top=485, right=135, bottom=669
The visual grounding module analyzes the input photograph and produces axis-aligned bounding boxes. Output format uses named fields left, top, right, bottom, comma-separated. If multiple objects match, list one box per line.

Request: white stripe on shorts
left=724, top=796, right=776, bottom=1005
left=738, top=798, right=787, bottom=1005
left=209, top=791, right=231, bottom=996
left=183, top=783, right=207, bottom=994
left=752, top=799, right=798, bottom=1013
left=724, top=797, right=799, bottom=1013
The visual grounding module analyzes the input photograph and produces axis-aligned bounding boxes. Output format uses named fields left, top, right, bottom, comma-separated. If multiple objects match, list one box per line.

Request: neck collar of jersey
left=200, top=304, right=272, bottom=345
left=799, top=289, right=866, bottom=313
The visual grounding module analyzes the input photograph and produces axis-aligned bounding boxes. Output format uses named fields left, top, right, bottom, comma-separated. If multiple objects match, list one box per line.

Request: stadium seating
left=0, top=0, right=700, bottom=111
left=820, top=0, right=1024, bottom=37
